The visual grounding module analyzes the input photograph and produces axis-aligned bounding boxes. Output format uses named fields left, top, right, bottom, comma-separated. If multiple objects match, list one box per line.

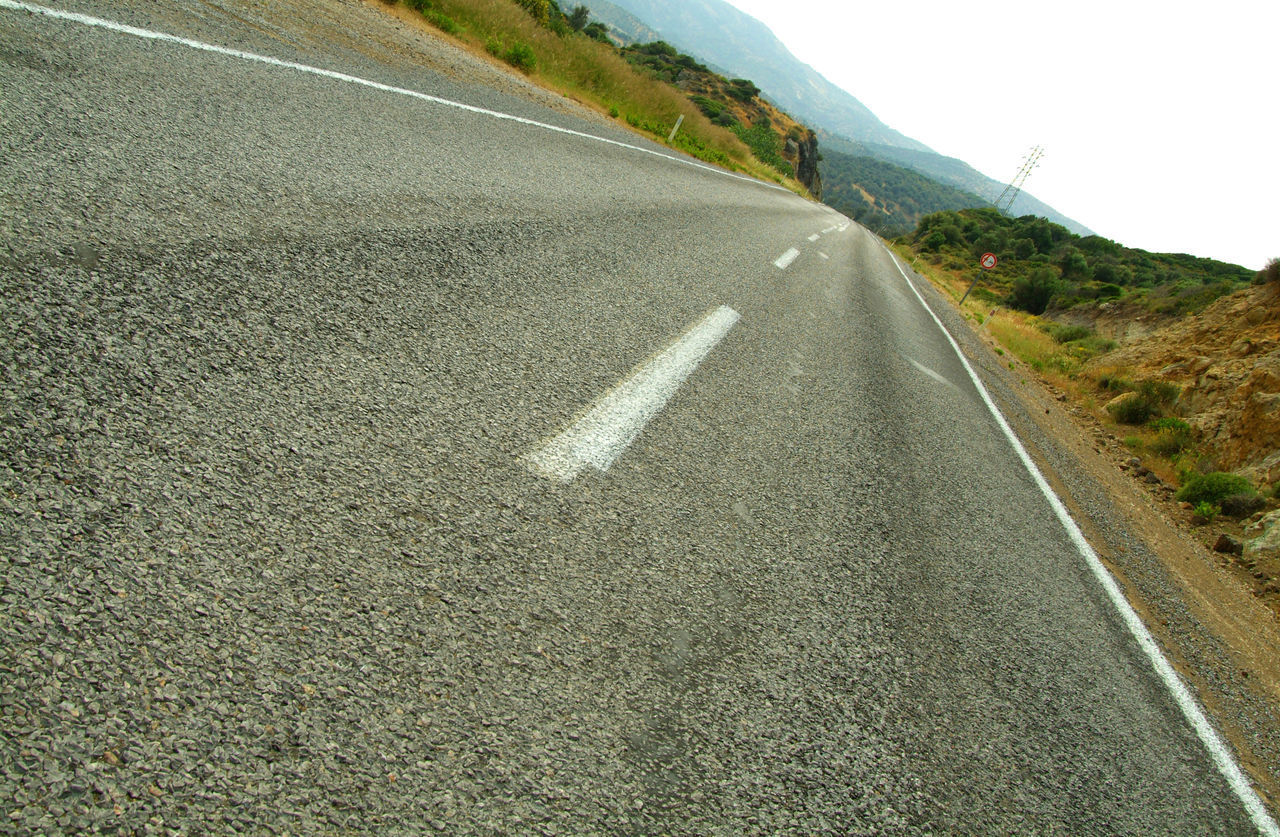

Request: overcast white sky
left=721, top=0, right=1277, bottom=269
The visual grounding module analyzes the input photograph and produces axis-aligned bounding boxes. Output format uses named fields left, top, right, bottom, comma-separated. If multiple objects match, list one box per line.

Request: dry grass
left=385, top=0, right=796, bottom=183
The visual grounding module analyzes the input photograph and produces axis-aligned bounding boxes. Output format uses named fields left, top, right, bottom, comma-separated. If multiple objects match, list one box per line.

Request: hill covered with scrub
left=821, top=151, right=989, bottom=237
left=904, top=208, right=1253, bottom=319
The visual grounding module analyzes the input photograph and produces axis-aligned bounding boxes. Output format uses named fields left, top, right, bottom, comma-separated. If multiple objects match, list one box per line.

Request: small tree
left=727, top=78, right=760, bottom=101
left=1255, top=258, right=1280, bottom=285
left=515, top=0, right=549, bottom=25
left=582, top=21, right=610, bottom=41
left=1008, top=267, right=1060, bottom=315
left=568, top=4, right=590, bottom=31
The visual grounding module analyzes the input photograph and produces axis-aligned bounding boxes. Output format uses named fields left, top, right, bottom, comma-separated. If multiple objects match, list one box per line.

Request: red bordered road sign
left=980, top=252, right=998, bottom=270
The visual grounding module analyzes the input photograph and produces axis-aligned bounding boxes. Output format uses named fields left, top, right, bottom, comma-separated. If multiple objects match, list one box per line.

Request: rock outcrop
left=1245, top=510, right=1280, bottom=563
left=794, top=129, right=821, bottom=200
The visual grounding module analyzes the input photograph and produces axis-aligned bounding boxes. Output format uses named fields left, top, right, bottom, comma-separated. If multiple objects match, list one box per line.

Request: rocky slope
left=1087, top=280, right=1280, bottom=485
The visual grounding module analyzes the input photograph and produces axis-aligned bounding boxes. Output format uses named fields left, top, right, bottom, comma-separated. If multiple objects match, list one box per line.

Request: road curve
left=1, top=1, right=1274, bottom=833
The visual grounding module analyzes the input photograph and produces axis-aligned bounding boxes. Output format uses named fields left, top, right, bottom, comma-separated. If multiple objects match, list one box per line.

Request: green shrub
left=1097, top=373, right=1133, bottom=393
left=1149, top=417, right=1191, bottom=433
left=732, top=119, right=790, bottom=176
left=690, top=95, right=723, bottom=118
left=1074, top=335, right=1118, bottom=356
left=424, top=9, right=460, bottom=33
left=1136, top=379, right=1180, bottom=409
left=1176, top=472, right=1257, bottom=506
left=1191, top=501, right=1220, bottom=524
left=583, top=21, right=610, bottom=42
left=1148, top=417, right=1193, bottom=456
left=504, top=41, right=537, bottom=73
left=1008, top=268, right=1060, bottom=315
left=1107, top=392, right=1154, bottom=425
left=1040, top=322, right=1093, bottom=343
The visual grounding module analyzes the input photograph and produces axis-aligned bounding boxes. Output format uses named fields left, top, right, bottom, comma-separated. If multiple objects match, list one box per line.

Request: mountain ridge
left=580, top=0, right=928, bottom=152
left=583, top=0, right=1092, bottom=235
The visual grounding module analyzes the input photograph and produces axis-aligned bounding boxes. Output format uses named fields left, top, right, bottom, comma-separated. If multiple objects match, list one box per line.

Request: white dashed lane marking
left=526, top=306, right=741, bottom=482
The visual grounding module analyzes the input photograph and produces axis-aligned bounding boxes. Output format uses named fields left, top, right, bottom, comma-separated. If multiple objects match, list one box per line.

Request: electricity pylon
left=994, top=146, right=1044, bottom=216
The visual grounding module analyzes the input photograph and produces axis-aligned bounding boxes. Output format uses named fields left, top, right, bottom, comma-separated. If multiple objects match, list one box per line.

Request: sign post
left=667, top=114, right=685, bottom=143
left=959, top=252, right=998, bottom=305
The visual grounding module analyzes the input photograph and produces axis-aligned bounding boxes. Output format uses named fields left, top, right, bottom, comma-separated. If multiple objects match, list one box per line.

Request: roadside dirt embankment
left=1086, top=281, right=1280, bottom=485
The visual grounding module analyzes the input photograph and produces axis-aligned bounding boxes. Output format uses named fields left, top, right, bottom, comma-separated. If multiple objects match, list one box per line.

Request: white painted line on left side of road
left=882, top=246, right=1280, bottom=837
left=807, top=234, right=820, bottom=242
left=774, top=248, right=800, bottom=270
left=526, top=306, right=740, bottom=483
left=0, top=0, right=788, bottom=193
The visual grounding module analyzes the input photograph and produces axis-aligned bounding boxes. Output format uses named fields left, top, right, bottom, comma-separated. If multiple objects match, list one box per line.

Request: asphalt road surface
left=2, top=1, right=1275, bottom=833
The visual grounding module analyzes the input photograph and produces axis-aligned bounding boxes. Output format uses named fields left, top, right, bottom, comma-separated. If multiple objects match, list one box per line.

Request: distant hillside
left=584, top=0, right=1092, bottom=235
left=569, top=0, right=660, bottom=44
left=818, top=131, right=1094, bottom=236
left=821, top=149, right=990, bottom=237
left=579, top=0, right=927, bottom=151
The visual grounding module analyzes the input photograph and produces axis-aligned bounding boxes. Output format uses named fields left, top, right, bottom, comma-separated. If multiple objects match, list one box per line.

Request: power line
left=994, top=146, right=1044, bottom=216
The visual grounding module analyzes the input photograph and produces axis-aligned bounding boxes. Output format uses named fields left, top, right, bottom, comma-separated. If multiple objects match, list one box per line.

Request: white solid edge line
left=526, top=305, right=740, bottom=482
left=0, top=0, right=787, bottom=193
left=879, top=240, right=1280, bottom=837
left=774, top=248, right=800, bottom=270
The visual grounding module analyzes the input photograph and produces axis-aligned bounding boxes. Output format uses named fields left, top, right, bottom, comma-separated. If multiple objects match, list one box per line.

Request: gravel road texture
left=2, top=0, right=1277, bottom=833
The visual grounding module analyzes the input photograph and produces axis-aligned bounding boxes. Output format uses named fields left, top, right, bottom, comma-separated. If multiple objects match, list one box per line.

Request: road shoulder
left=903, top=255, right=1280, bottom=813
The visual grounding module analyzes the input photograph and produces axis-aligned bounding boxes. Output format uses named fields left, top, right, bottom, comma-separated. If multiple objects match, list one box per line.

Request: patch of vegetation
left=726, top=78, right=760, bottom=102
left=1175, top=472, right=1257, bottom=507
left=1039, top=322, right=1093, bottom=344
left=620, top=40, right=710, bottom=83
left=732, top=117, right=790, bottom=177
left=615, top=41, right=811, bottom=187
left=402, top=0, right=460, bottom=31
left=1191, top=501, right=1220, bottom=525
left=503, top=40, right=537, bottom=72
left=1107, top=392, right=1155, bottom=425
left=1137, top=379, right=1180, bottom=409
left=1148, top=417, right=1194, bottom=456
left=690, top=96, right=738, bottom=128
left=1104, top=379, right=1180, bottom=425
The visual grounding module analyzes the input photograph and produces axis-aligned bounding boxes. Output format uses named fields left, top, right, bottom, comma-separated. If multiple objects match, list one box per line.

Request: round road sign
left=980, top=252, right=998, bottom=270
